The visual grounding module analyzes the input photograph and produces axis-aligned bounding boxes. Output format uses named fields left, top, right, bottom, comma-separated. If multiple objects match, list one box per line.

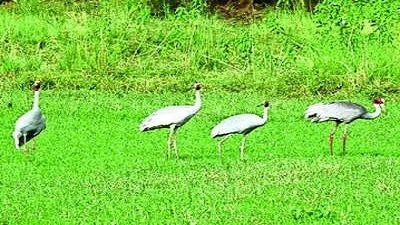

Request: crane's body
left=13, top=108, right=46, bottom=147
left=139, top=83, right=202, bottom=158
left=13, top=81, right=46, bottom=153
left=305, top=98, right=385, bottom=156
left=211, top=114, right=265, bottom=138
left=211, top=101, right=269, bottom=160
left=140, top=105, right=199, bottom=132
left=305, top=101, right=376, bottom=123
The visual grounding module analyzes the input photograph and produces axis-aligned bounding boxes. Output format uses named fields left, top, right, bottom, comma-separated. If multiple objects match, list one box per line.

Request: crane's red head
left=194, top=83, right=202, bottom=91
left=258, top=100, right=270, bottom=107
left=373, top=97, right=384, bottom=105
left=32, top=80, right=41, bottom=91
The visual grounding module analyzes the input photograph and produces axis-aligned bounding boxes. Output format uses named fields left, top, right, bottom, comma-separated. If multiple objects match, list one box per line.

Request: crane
left=304, top=97, right=385, bottom=156
left=139, top=83, right=202, bottom=158
left=211, top=100, right=269, bottom=160
left=12, top=81, right=46, bottom=154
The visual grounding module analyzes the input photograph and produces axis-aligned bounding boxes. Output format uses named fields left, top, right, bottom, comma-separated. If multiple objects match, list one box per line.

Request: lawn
left=1, top=0, right=400, bottom=223
left=1, top=90, right=399, bottom=224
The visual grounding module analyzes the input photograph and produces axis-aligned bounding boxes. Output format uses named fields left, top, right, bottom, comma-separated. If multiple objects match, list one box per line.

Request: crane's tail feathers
left=139, top=121, right=166, bottom=132
left=139, top=124, right=148, bottom=132
left=139, top=118, right=153, bottom=132
left=12, top=131, right=21, bottom=149
left=305, top=112, right=330, bottom=122
left=304, top=103, right=330, bottom=122
left=211, top=127, right=219, bottom=138
left=211, top=126, right=232, bottom=138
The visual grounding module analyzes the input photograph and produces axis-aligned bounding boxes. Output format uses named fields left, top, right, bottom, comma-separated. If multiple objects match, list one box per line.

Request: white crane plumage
left=304, top=97, right=385, bottom=156
left=12, top=81, right=46, bottom=154
left=211, top=101, right=270, bottom=160
left=139, top=83, right=202, bottom=158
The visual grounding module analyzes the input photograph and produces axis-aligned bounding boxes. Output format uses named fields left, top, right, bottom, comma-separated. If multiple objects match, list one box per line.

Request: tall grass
left=0, top=0, right=399, bottom=97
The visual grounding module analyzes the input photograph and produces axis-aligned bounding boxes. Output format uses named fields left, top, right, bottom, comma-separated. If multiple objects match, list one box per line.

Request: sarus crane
left=304, top=97, right=385, bottom=156
left=139, top=83, right=202, bottom=158
left=12, top=81, right=46, bottom=154
left=211, top=100, right=270, bottom=160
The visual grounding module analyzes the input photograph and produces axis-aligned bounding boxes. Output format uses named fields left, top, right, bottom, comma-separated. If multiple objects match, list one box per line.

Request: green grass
left=1, top=91, right=399, bottom=224
left=1, top=0, right=400, bottom=223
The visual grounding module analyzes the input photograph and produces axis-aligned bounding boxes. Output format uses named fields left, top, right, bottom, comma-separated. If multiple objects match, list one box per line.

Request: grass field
left=1, top=90, right=399, bottom=224
left=1, top=0, right=400, bottom=224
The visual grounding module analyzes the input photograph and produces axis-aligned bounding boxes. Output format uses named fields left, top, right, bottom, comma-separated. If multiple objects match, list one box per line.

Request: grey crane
left=12, top=81, right=46, bottom=154
left=139, top=83, right=202, bottom=158
left=211, top=101, right=270, bottom=160
left=304, top=97, right=385, bottom=156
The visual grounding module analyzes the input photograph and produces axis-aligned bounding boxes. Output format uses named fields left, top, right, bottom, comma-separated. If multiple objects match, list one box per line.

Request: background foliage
left=0, top=0, right=399, bottom=97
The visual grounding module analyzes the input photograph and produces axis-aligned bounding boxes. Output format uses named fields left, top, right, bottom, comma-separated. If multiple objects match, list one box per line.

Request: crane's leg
left=240, top=135, right=247, bottom=161
left=342, top=123, right=349, bottom=156
left=166, top=134, right=171, bottom=158
left=328, top=123, right=340, bottom=155
left=217, top=134, right=232, bottom=159
left=172, top=128, right=179, bottom=159
left=23, top=134, right=28, bottom=154
left=167, top=125, right=176, bottom=158
left=32, top=138, right=37, bottom=151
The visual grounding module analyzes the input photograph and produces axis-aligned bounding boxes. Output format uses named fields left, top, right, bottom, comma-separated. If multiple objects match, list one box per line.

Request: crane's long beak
left=256, top=102, right=270, bottom=108
left=381, top=104, right=386, bottom=113
left=257, top=102, right=267, bottom=107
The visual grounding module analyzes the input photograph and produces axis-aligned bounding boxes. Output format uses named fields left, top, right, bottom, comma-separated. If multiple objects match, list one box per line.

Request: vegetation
left=0, top=0, right=399, bottom=97
left=1, top=0, right=400, bottom=223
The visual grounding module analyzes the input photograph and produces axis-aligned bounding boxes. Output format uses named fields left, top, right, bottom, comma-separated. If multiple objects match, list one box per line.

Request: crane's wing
left=211, top=114, right=265, bottom=138
left=139, top=105, right=199, bottom=131
left=14, top=109, right=46, bottom=147
left=305, top=101, right=367, bottom=123
left=15, top=110, right=46, bottom=132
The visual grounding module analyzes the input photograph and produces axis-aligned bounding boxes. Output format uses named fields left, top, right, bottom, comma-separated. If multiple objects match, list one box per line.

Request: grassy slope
left=0, top=0, right=399, bottom=97
left=1, top=91, right=399, bottom=224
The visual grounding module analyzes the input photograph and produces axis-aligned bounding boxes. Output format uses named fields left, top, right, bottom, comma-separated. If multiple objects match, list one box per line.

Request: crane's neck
left=261, top=107, right=269, bottom=123
left=33, top=90, right=40, bottom=110
left=361, top=104, right=382, bottom=120
left=193, top=90, right=201, bottom=111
